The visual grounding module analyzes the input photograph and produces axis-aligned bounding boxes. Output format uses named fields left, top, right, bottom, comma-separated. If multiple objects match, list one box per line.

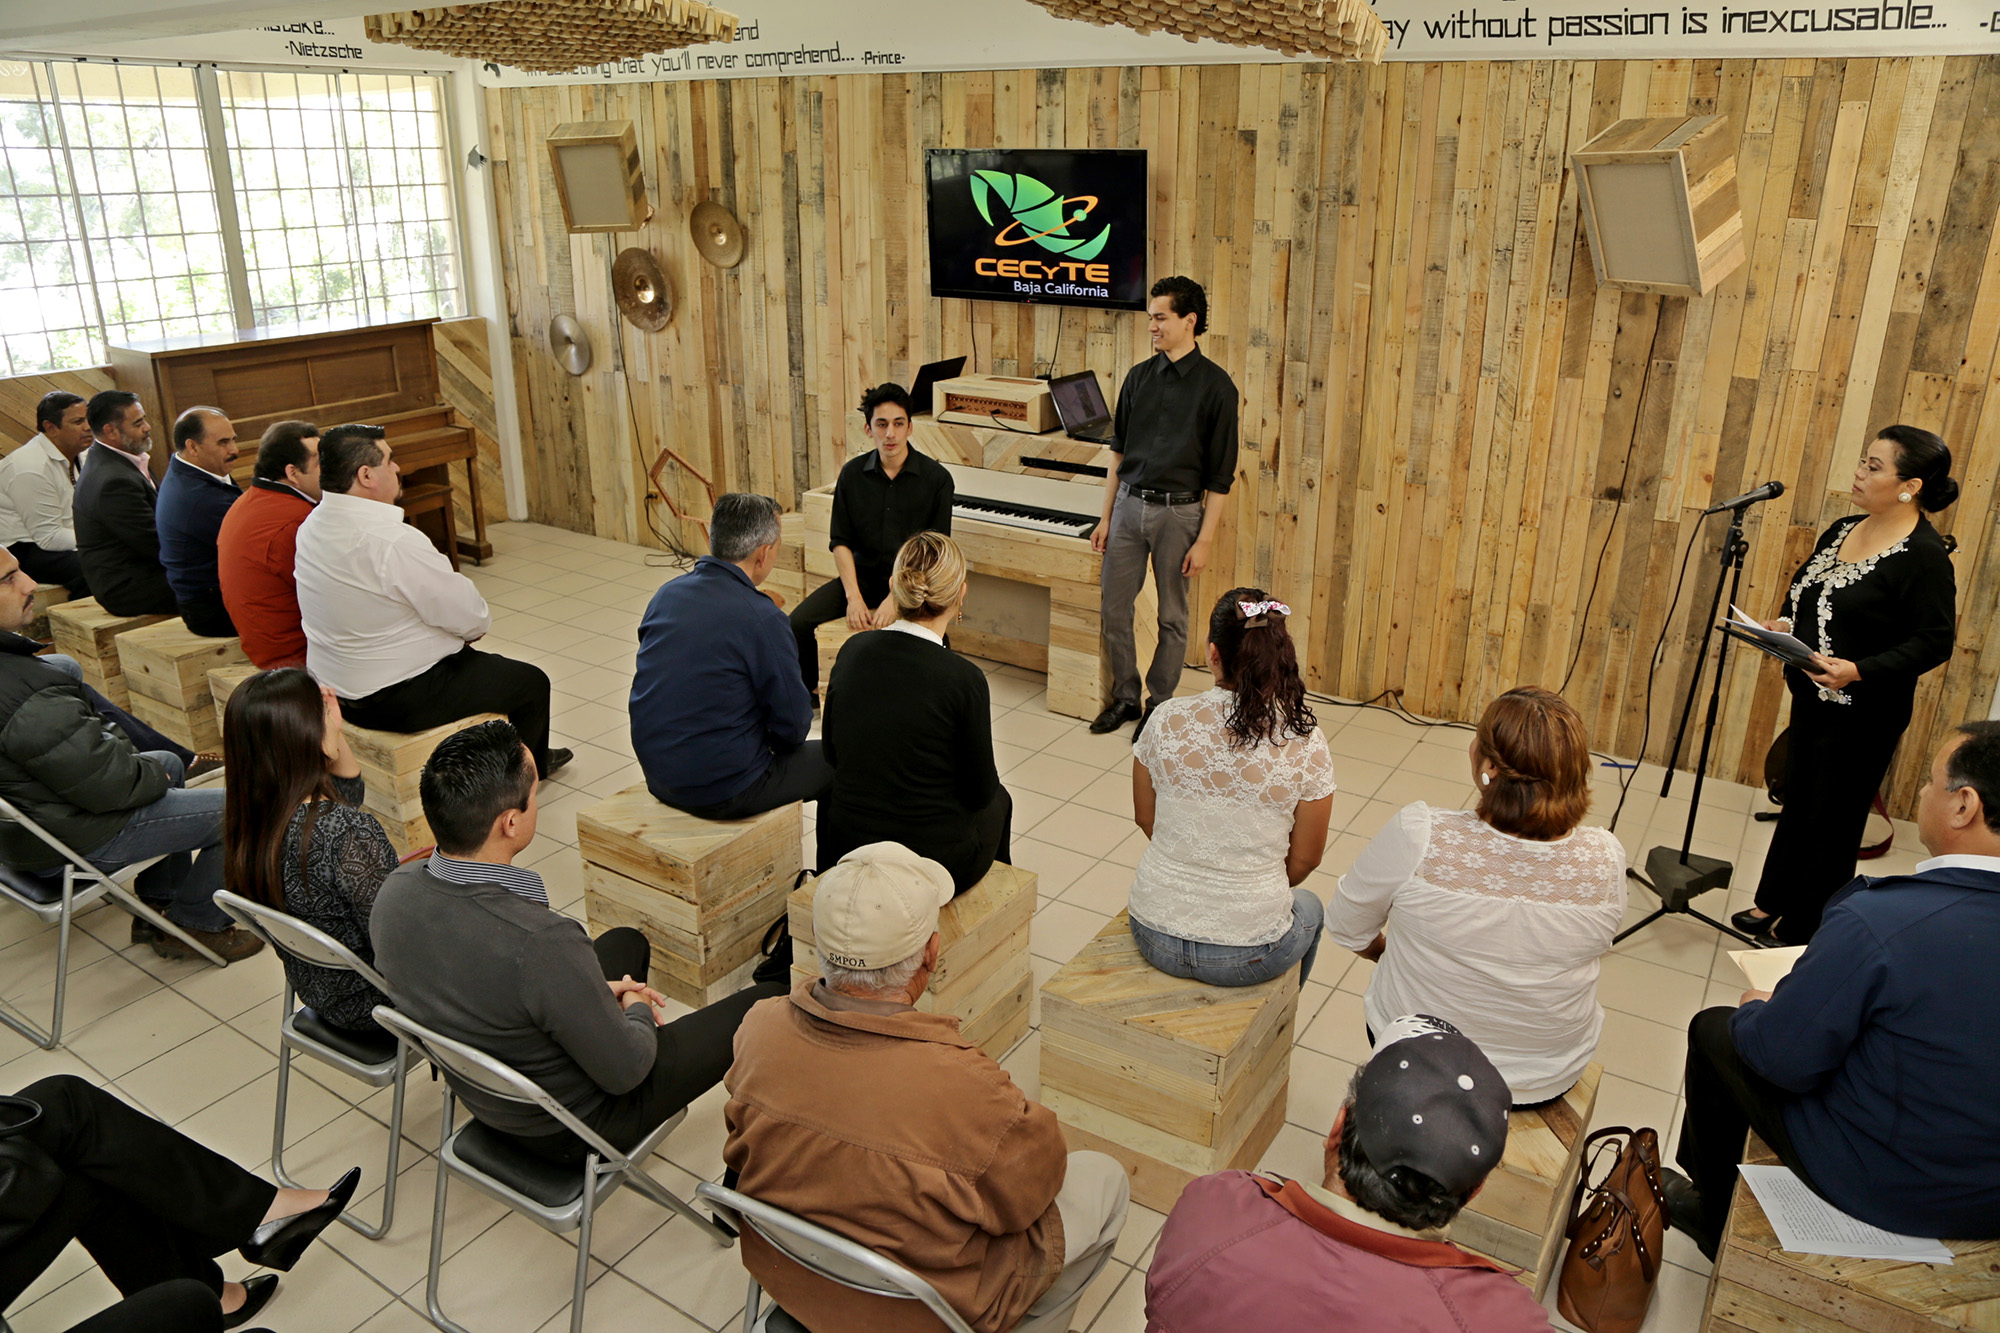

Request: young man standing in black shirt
left=789, top=383, right=955, bottom=699
left=1090, top=276, right=1240, bottom=737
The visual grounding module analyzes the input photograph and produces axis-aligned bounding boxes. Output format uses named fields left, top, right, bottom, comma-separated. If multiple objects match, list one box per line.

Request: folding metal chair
left=0, top=794, right=225, bottom=1048
left=371, top=1004, right=734, bottom=1333
left=695, top=1180, right=979, bottom=1333
left=213, top=889, right=411, bottom=1239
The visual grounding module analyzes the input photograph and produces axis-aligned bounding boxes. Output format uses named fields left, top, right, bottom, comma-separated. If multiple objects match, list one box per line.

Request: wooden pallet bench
left=577, top=786, right=803, bottom=1008
left=46, top=598, right=170, bottom=710
left=1446, top=1063, right=1600, bottom=1299
left=1039, top=910, right=1296, bottom=1212
left=209, top=663, right=499, bottom=854
left=116, top=619, right=248, bottom=753
left=787, top=860, right=1037, bottom=1059
left=27, top=582, right=69, bottom=641
left=1701, top=1132, right=2000, bottom=1331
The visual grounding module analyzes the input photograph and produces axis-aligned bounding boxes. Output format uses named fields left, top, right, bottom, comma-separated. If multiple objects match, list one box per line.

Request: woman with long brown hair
left=1126, top=588, right=1336, bottom=987
left=222, top=667, right=399, bottom=1035
left=1329, top=687, right=1626, bottom=1104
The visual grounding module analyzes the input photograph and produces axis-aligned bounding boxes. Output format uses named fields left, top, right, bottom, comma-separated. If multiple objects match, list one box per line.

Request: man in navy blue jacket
left=155, top=406, right=242, bottom=638
left=630, top=493, right=831, bottom=820
left=1665, top=719, right=2000, bottom=1256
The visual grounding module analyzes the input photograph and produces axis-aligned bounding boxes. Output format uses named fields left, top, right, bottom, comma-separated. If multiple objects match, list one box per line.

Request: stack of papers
left=1739, top=1166, right=1955, bottom=1264
left=1729, top=945, right=1807, bottom=991
left=1722, top=606, right=1818, bottom=668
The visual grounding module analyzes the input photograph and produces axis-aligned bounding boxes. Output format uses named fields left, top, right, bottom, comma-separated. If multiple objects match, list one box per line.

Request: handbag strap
left=0, top=1095, right=40, bottom=1139
left=1566, top=1125, right=1664, bottom=1283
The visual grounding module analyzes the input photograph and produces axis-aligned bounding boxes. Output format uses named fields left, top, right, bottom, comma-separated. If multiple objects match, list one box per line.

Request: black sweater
left=1782, top=514, right=1956, bottom=716
left=821, top=629, right=998, bottom=844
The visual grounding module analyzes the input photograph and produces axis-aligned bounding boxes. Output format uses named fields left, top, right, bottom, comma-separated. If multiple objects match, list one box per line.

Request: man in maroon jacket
left=217, top=420, right=319, bottom=668
left=1145, top=1015, right=1553, bottom=1332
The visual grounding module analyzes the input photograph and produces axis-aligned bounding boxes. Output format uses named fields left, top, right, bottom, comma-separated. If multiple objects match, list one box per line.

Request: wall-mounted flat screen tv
left=925, top=148, right=1148, bottom=311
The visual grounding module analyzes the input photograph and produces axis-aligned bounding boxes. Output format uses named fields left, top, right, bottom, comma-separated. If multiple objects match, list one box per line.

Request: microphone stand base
left=1616, top=846, right=1760, bottom=946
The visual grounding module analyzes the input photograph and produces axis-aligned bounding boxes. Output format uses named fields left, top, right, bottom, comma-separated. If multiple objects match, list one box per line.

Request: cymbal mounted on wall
left=549, top=314, right=592, bottom=375
left=690, top=200, right=747, bottom=268
left=612, top=248, right=674, bottom=332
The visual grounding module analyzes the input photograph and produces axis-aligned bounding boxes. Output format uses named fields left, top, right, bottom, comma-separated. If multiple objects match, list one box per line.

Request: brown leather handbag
left=1556, top=1126, right=1666, bottom=1333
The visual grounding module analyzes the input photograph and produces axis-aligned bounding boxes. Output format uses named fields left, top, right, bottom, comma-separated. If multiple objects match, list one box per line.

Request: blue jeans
left=79, top=751, right=229, bottom=933
left=1129, top=889, right=1324, bottom=987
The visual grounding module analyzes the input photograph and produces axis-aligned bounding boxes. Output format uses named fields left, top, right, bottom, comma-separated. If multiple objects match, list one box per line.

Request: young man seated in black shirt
left=787, top=383, right=954, bottom=701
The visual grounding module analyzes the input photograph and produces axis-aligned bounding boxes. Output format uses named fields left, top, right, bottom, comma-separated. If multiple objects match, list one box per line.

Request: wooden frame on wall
left=545, top=120, right=650, bottom=234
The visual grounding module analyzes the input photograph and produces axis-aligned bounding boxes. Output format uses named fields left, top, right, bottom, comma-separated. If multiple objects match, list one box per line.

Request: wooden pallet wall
left=0, top=367, right=114, bottom=452
left=487, top=57, right=2000, bottom=816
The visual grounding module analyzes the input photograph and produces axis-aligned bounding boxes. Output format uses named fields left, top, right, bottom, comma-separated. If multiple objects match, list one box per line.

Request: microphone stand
left=1616, top=502, right=1761, bottom=947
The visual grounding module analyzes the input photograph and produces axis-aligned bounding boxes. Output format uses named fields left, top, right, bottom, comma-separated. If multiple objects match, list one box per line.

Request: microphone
left=1703, top=480, right=1784, bottom=516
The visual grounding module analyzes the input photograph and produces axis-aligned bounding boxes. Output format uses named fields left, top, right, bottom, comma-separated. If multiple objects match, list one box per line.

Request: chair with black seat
left=370, top=1004, right=734, bottom=1333
left=695, top=1180, right=980, bottom=1333
left=0, top=794, right=226, bottom=1048
left=214, top=889, right=410, bottom=1240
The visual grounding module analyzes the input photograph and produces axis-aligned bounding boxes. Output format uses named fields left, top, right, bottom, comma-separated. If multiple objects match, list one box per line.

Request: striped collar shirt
left=426, top=850, right=549, bottom=906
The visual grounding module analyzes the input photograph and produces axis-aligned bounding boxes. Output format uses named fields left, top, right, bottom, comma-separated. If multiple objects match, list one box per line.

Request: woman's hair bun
left=1922, top=474, right=1960, bottom=513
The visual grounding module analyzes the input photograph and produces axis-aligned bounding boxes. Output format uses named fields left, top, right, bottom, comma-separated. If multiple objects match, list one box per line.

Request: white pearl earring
left=1899, top=492, right=1912, bottom=502
left=1480, top=772, right=1491, bottom=787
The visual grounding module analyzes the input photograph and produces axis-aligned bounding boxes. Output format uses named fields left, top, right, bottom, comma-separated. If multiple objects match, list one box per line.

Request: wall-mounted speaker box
left=1571, top=115, right=1745, bottom=299
left=546, top=120, right=650, bottom=234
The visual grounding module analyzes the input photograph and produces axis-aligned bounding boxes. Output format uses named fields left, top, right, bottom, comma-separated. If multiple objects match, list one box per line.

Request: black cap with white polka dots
left=1351, top=1013, right=1511, bottom=1197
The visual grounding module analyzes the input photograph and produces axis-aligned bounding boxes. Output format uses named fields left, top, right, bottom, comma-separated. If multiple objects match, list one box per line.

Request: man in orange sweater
left=217, top=420, right=319, bottom=668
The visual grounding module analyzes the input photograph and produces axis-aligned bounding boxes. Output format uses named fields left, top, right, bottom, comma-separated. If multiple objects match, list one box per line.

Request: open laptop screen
left=1049, top=370, right=1111, bottom=430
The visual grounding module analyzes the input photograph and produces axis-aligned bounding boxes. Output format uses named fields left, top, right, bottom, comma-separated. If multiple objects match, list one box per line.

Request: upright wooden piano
left=109, top=316, right=492, bottom=563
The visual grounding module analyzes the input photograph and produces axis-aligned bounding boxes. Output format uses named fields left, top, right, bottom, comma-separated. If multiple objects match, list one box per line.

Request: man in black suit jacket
left=73, top=390, right=178, bottom=618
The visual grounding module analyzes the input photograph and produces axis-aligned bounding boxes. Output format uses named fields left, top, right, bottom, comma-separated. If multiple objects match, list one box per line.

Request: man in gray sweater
left=370, top=719, right=789, bottom=1160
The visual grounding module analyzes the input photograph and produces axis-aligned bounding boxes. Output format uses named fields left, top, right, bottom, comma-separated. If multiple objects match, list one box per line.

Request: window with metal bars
left=0, top=58, right=463, bottom=377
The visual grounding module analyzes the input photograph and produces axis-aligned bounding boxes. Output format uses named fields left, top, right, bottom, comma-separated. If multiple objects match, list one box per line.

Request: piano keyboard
left=945, top=463, right=1102, bottom=539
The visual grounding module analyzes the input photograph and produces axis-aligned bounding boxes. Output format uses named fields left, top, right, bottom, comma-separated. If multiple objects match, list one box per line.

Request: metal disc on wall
left=549, top=314, right=592, bottom=374
left=690, top=200, right=746, bottom=268
left=612, top=247, right=674, bottom=331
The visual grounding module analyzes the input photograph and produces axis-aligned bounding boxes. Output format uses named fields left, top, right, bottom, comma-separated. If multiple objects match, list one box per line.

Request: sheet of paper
left=1729, top=945, right=1806, bottom=991
left=1738, top=1165, right=1954, bottom=1264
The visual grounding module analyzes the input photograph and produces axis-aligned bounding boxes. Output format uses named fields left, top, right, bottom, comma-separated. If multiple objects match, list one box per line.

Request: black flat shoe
left=222, top=1274, right=279, bottom=1330
left=1089, top=702, right=1141, bottom=734
left=1730, top=907, right=1773, bottom=935
left=1660, top=1168, right=1719, bottom=1261
left=240, top=1167, right=360, bottom=1271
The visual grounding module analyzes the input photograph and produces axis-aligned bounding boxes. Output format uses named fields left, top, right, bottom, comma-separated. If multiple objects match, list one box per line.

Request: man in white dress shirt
left=294, top=424, right=570, bottom=778
left=0, top=391, right=92, bottom=597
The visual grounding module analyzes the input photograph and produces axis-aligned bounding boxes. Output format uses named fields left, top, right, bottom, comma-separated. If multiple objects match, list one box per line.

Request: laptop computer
left=908, top=355, right=967, bottom=418
left=1048, top=370, right=1118, bottom=445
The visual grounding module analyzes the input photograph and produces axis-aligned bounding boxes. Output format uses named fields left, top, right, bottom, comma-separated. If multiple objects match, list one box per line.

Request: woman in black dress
left=222, top=668, right=399, bottom=1034
left=817, top=531, right=1012, bottom=894
left=1737, top=425, right=1958, bottom=945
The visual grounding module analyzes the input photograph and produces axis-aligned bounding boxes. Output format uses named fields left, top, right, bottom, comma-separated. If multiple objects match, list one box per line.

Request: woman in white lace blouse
left=1128, top=589, right=1336, bottom=987
left=1328, top=687, right=1625, bottom=1104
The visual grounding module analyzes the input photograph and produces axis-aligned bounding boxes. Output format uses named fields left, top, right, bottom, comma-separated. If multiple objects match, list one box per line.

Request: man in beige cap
left=723, top=842, right=1128, bottom=1333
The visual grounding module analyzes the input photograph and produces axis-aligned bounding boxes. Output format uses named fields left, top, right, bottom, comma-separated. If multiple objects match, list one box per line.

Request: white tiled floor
left=0, top=521, right=1931, bottom=1333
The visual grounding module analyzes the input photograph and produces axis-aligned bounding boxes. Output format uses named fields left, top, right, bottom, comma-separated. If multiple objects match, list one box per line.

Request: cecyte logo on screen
left=969, top=170, right=1110, bottom=260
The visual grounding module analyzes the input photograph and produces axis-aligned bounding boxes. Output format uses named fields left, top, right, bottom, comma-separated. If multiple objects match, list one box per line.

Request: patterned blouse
left=1782, top=515, right=1956, bottom=711
left=278, top=773, right=400, bottom=1033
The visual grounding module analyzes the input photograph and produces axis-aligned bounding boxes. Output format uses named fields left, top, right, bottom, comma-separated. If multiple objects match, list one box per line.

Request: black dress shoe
left=1132, top=704, right=1157, bottom=743
left=222, top=1274, right=279, bottom=1330
left=1088, top=702, right=1141, bottom=734
left=542, top=747, right=574, bottom=779
left=239, top=1167, right=360, bottom=1271
left=1660, top=1168, right=1719, bottom=1261
left=1730, top=907, right=1773, bottom=935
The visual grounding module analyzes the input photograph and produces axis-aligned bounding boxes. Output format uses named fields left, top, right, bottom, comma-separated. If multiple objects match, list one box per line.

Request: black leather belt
left=1123, top=484, right=1202, bottom=506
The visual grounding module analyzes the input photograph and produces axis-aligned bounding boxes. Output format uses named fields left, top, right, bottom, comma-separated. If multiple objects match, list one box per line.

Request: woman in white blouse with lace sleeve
left=1328, top=687, right=1626, bottom=1104
left=1128, top=589, right=1336, bottom=987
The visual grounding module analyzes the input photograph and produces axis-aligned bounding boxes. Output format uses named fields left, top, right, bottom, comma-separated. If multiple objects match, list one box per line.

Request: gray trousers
left=1013, top=1151, right=1130, bottom=1333
left=1099, top=487, right=1202, bottom=709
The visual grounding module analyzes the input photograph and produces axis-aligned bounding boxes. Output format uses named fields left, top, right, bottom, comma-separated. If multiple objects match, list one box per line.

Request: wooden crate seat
left=816, top=621, right=858, bottom=691
left=115, top=619, right=249, bottom=753
left=1701, top=1132, right=2000, bottom=1330
left=577, top=786, right=803, bottom=1008
left=786, top=860, right=1037, bottom=1059
left=27, top=583, right=69, bottom=640
left=1446, top=1063, right=1600, bottom=1299
left=207, top=664, right=499, bottom=854
left=1039, top=910, right=1296, bottom=1212
left=46, top=598, right=171, bottom=710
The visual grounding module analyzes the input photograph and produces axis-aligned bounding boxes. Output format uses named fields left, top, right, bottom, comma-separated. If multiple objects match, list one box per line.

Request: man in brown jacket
left=723, top=842, right=1128, bottom=1333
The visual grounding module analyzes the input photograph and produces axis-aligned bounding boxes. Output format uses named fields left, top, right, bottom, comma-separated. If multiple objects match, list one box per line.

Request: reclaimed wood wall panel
left=0, top=367, right=115, bottom=453
left=488, top=56, right=2000, bottom=817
